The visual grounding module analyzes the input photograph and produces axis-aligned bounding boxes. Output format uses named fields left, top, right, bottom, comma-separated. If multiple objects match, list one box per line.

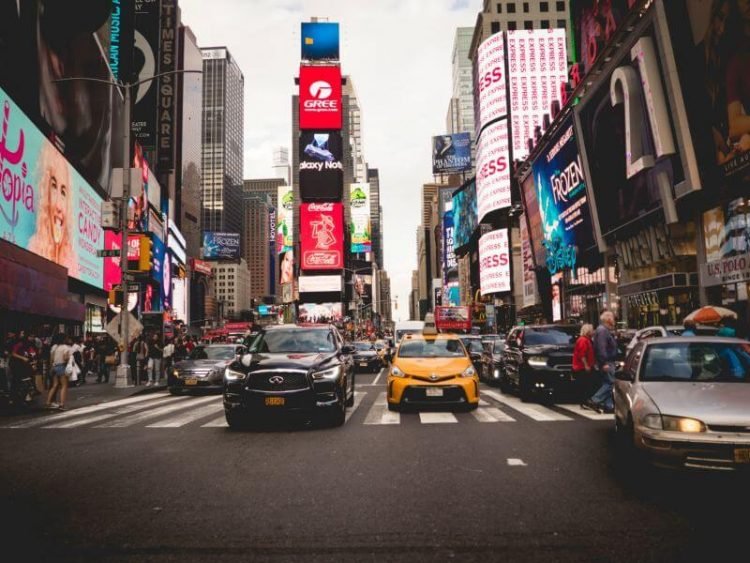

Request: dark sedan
left=352, top=341, right=383, bottom=373
left=460, top=336, right=485, bottom=373
left=480, top=337, right=506, bottom=386
left=168, top=344, right=245, bottom=394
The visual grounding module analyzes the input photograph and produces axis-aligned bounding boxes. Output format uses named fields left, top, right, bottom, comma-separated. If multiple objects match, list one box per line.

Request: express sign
left=300, top=202, right=344, bottom=270
left=299, top=65, right=342, bottom=130
left=479, top=229, right=511, bottom=296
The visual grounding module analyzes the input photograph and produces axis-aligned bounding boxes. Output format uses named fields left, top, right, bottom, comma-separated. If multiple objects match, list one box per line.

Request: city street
left=1, top=369, right=745, bottom=562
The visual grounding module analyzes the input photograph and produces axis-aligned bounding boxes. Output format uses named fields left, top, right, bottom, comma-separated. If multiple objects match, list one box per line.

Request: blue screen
left=301, top=22, right=340, bottom=60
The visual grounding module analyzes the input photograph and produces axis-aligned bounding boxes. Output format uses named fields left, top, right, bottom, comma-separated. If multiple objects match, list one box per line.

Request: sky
left=179, top=0, right=479, bottom=321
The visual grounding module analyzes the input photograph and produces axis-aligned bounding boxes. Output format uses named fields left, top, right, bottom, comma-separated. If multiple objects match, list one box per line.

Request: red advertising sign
left=435, top=306, right=472, bottom=331
left=299, top=65, right=342, bottom=129
left=190, top=258, right=212, bottom=276
left=300, top=202, right=344, bottom=270
left=103, top=231, right=142, bottom=291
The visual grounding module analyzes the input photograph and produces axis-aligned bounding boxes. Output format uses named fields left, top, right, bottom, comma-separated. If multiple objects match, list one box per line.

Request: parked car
left=502, top=325, right=581, bottom=402
left=168, top=344, right=245, bottom=394
left=625, top=325, right=719, bottom=355
left=353, top=341, right=383, bottom=372
left=480, top=336, right=506, bottom=386
left=223, top=324, right=355, bottom=428
left=459, top=335, right=485, bottom=373
left=614, top=336, right=750, bottom=471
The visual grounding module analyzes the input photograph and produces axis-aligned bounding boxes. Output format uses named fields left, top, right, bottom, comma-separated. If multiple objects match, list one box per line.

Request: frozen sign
left=0, top=88, right=104, bottom=288
left=475, top=33, right=507, bottom=136
left=479, top=229, right=511, bottom=296
left=476, top=119, right=511, bottom=222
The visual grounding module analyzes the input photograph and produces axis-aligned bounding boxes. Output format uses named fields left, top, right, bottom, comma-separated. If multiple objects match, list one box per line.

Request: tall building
left=367, top=167, right=384, bottom=268
left=243, top=198, right=270, bottom=302
left=343, top=76, right=366, bottom=183
left=201, top=47, right=245, bottom=240
left=271, top=147, right=291, bottom=185
left=449, top=27, right=476, bottom=140
left=212, top=259, right=252, bottom=319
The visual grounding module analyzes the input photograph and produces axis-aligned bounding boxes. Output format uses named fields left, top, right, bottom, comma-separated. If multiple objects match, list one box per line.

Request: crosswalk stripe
left=201, top=415, right=228, bottom=428
left=96, top=396, right=218, bottom=428
left=363, top=392, right=400, bottom=425
left=482, top=390, right=573, bottom=422
left=146, top=402, right=225, bottom=428
left=556, top=404, right=614, bottom=421
left=2, top=392, right=169, bottom=428
left=419, top=412, right=458, bottom=424
left=345, top=391, right=367, bottom=422
left=41, top=396, right=184, bottom=428
left=471, top=406, right=516, bottom=423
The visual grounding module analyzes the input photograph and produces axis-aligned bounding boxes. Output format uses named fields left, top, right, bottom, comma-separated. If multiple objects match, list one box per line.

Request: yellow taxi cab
left=387, top=316, right=479, bottom=411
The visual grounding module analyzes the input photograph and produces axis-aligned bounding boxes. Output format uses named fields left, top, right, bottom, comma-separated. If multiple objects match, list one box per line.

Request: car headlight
left=390, top=366, right=405, bottom=377
left=527, top=356, right=548, bottom=368
left=461, top=366, right=476, bottom=378
left=312, top=365, right=342, bottom=381
left=641, top=414, right=706, bottom=433
left=224, top=367, right=246, bottom=382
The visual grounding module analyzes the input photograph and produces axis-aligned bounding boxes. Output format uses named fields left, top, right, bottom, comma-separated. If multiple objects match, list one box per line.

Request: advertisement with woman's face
left=279, top=250, right=295, bottom=285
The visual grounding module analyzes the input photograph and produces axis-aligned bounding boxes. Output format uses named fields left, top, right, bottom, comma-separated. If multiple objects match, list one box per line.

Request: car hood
left=174, top=359, right=231, bottom=371
left=642, top=382, right=750, bottom=426
left=243, top=352, right=337, bottom=371
left=394, top=357, right=471, bottom=376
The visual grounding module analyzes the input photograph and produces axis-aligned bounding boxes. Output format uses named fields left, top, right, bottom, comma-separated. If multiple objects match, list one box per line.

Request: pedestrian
left=162, top=338, right=175, bottom=376
left=682, top=318, right=697, bottom=336
left=573, top=323, right=595, bottom=398
left=70, top=336, right=85, bottom=386
left=46, top=335, right=71, bottom=410
left=147, top=334, right=163, bottom=387
left=134, top=336, right=149, bottom=384
left=717, top=317, right=737, bottom=337
left=10, top=333, right=37, bottom=397
left=582, top=311, right=618, bottom=414
left=174, top=337, right=187, bottom=362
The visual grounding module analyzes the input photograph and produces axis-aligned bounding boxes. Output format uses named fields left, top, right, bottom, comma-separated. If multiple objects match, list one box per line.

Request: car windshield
left=250, top=329, right=336, bottom=353
left=354, top=342, right=374, bottom=351
left=189, top=346, right=237, bottom=360
left=460, top=338, right=484, bottom=353
left=493, top=339, right=505, bottom=351
left=524, top=328, right=577, bottom=346
left=641, top=342, right=750, bottom=382
left=398, top=338, right=467, bottom=358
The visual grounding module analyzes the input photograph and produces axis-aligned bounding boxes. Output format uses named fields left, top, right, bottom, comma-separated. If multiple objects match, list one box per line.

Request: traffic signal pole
left=116, top=83, right=132, bottom=387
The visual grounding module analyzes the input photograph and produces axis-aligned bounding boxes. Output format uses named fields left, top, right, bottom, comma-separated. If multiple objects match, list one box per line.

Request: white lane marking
left=556, top=404, right=615, bottom=421
left=2, top=393, right=169, bottom=428
left=345, top=391, right=367, bottom=423
left=507, top=458, right=527, bottom=466
left=419, top=412, right=458, bottom=424
left=471, top=406, right=516, bottom=423
left=482, top=390, right=572, bottom=422
left=363, top=392, right=400, bottom=425
left=372, top=368, right=385, bottom=386
left=201, top=415, right=228, bottom=428
left=479, top=398, right=491, bottom=406
left=96, top=396, right=219, bottom=428
left=42, top=397, right=184, bottom=428
left=146, top=402, right=225, bottom=428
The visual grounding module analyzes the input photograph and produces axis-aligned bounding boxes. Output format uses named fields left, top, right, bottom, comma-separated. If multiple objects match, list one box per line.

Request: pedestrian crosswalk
left=0, top=388, right=614, bottom=430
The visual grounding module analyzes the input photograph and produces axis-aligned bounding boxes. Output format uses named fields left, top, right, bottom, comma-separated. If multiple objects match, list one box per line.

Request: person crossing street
left=582, top=311, right=618, bottom=414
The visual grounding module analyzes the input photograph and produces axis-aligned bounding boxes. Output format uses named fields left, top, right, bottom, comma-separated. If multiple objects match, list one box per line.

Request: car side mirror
left=615, top=370, right=633, bottom=382
left=342, top=345, right=355, bottom=355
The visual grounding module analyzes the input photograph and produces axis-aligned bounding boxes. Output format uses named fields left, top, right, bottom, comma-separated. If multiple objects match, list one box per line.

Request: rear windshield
left=641, top=342, right=750, bottom=382
left=524, top=328, right=577, bottom=346
left=398, top=338, right=467, bottom=358
left=190, top=346, right=237, bottom=360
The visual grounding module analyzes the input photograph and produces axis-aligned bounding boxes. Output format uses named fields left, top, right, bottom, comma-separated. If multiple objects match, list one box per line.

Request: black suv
left=223, top=325, right=356, bottom=428
left=502, top=325, right=579, bottom=402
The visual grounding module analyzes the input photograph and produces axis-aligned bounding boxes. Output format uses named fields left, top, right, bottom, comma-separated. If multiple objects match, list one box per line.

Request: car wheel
left=169, top=388, right=181, bottom=396
left=465, top=402, right=478, bottom=412
left=327, top=402, right=346, bottom=427
left=498, top=372, right=511, bottom=393
left=225, top=409, right=249, bottom=430
left=387, top=402, right=399, bottom=412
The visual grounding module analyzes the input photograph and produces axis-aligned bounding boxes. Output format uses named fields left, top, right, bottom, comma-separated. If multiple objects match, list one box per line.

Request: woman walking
left=572, top=324, right=595, bottom=400
left=46, top=335, right=71, bottom=410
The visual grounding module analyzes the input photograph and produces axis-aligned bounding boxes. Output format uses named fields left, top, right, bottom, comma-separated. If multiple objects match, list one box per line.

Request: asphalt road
left=0, top=368, right=746, bottom=562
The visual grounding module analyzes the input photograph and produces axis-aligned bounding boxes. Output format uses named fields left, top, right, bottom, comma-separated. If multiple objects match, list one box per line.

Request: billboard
left=0, top=87, right=104, bottom=289
left=452, top=180, right=478, bottom=250
left=276, top=186, right=294, bottom=253
left=551, top=272, right=563, bottom=322
left=474, top=32, right=508, bottom=137
left=103, top=232, right=141, bottom=291
left=530, top=116, right=595, bottom=274
left=279, top=250, right=295, bottom=285
left=202, top=232, right=240, bottom=260
left=520, top=215, right=538, bottom=308
left=350, top=183, right=371, bottom=253
left=442, top=210, right=459, bottom=306
left=507, top=29, right=569, bottom=161
left=299, top=65, right=342, bottom=130
left=301, top=22, right=340, bottom=61
left=298, top=302, right=343, bottom=324
left=132, top=0, right=161, bottom=148
left=701, top=197, right=750, bottom=287
left=300, top=203, right=344, bottom=270
left=479, top=229, right=511, bottom=295
left=156, top=0, right=178, bottom=172
left=299, top=131, right=344, bottom=200
left=432, top=133, right=472, bottom=174
left=298, top=275, right=343, bottom=293
left=571, top=1, right=633, bottom=75
left=435, top=306, right=472, bottom=331
left=476, top=119, right=511, bottom=222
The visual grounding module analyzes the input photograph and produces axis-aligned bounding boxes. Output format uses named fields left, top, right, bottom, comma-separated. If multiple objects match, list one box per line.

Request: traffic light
left=108, top=287, right=123, bottom=306
left=137, top=234, right=153, bottom=272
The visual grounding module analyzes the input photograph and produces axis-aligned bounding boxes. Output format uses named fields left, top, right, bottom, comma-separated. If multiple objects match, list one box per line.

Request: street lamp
left=54, top=69, right=201, bottom=388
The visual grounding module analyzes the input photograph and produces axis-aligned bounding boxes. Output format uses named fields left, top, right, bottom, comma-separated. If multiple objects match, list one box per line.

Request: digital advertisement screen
left=520, top=215, right=538, bottom=308
left=452, top=180, right=478, bottom=250
left=479, top=229, right=511, bottom=295
left=571, top=1, right=632, bottom=74
left=299, top=131, right=344, bottom=201
left=298, top=275, right=343, bottom=293
left=300, top=202, right=344, bottom=270
left=530, top=116, right=595, bottom=274
left=442, top=210, right=458, bottom=291
left=0, top=86, right=104, bottom=289
left=301, top=22, right=340, bottom=61
left=299, top=65, right=342, bottom=130
left=350, top=183, right=372, bottom=253
left=476, top=119, right=511, bottom=222
left=276, top=186, right=294, bottom=253
left=474, top=32, right=507, bottom=137
left=701, top=197, right=750, bottom=287
left=507, top=29, right=569, bottom=161
left=202, top=232, right=240, bottom=260
left=432, top=133, right=472, bottom=174
left=521, top=172, right=545, bottom=268
left=435, top=306, right=471, bottom=331
left=103, top=231, right=141, bottom=291
left=298, top=302, right=343, bottom=324
left=279, top=250, right=295, bottom=285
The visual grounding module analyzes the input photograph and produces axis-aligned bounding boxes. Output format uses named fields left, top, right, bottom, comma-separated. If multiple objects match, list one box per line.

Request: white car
left=625, top=325, right=718, bottom=355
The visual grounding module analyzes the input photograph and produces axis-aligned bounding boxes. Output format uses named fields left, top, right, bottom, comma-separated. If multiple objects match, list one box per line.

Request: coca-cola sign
left=300, top=202, right=343, bottom=271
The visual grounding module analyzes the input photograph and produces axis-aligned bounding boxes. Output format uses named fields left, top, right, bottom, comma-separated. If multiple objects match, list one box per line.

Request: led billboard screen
left=350, top=183, right=371, bottom=253
left=298, top=302, right=343, bottom=324
left=301, top=22, right=340, bottom=61
left=479, top=229, right=511, bottom=295
left=103, top=231, right=141, bottom=291
left=299, top=131, right=344, bottom=201
left=276, top=186, right=294, bottom=253
left=452, top=180, right=478, bottom=250
left=476, top=119, right=511, bottom=222
left=202, top=232, right=240, bottom=260
left=300, top=202, right=344, bottom=270
left=299, top=65, right=342, bottom=130
left=298, top=275, right=343, bottom=293
left=520, top=215, right=538, bottom=307
left=474, top=33, right=508, bottom=136
left=432, top=133, right=472, bottom=174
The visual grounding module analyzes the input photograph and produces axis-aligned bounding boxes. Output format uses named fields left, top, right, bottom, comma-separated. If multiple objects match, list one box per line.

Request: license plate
left=265, top=396, right=285, bottom=406
left=184, top=378, right=198, bottom=386
left=425, top=388, right=443, bottom=397
left=360, top=362, right=368, bottom=367
left=734, top=448, right=750, bottom=463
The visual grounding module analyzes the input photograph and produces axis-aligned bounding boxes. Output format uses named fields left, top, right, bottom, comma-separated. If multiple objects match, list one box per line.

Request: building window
left=491, top=21, right=501, bottom=34
left=523, top=2, right=529, bottom=12
left=556, top=1, right=565, bottom=11
left=524, top=20, right=533, bottom=29
left=557, top=19, right=566, bottom=28
left=497, top=2, right=502, bottom=12
left=540, top=1, right=549, bottom=11
left=508, top=21, right=517, bottom=30
left=506, top=2, right=516, bottom=13
left=541, top=19, right=550, bottom=28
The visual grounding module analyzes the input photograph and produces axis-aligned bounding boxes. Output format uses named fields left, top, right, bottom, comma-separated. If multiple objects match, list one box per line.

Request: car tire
left=465, top=402, right=478, bottom=412
left=225, top=409, right=249, bottom=430
left=169, top=388, right=181, bottom=396
left=327, top=402, right=346, bottom=427
left=499, top=373, right=511, bottom=393
left=387, top=402, right=399, bottom=412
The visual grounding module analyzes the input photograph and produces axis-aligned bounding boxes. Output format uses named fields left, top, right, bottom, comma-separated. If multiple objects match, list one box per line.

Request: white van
left=394, top=320, right=425, bottom=344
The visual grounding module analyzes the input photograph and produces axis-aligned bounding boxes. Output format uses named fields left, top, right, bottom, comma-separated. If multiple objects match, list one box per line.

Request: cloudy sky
left=180, top=0, right=479, bottom=320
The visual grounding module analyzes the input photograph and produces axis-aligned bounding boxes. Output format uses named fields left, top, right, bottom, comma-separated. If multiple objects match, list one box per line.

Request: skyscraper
left=367, top=167, right=384, bottom=269
left=448, top=27, right=476, bottom=139
left=271, top=147, right=291, bottom=185
left=201, top=47, right=245, bottom=240
left=343, top=76, right=366, bottom=183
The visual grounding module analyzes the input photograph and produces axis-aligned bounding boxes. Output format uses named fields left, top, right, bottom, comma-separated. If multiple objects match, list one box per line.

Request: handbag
left=65, top=356, right=79, bottom=381
left=105, top=354, right=117, bottom=366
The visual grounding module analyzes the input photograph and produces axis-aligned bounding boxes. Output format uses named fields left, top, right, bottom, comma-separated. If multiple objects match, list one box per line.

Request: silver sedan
left=614, top=336, right=750, bottom=471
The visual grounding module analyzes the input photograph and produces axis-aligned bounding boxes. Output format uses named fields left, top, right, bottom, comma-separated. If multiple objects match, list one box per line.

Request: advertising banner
left=435, top=306, right=471, bottom=331
left=507, top=29, right=568, bottom=161
left=479, top=229, right=511, bottom=295
left=281, top=282, right=294, bottom=304
left=701, top=197, right=750, bottom=287
left=190, top=258, right=212, bottom=276
left=0, top=87, right=104, bottom=288
left=476, top=119, right=511, bottom=221
left=442, top=210, right=459, bottom=305
left=452, top=179, right=478, bottom=250
left=300, top=202, right=344, bottom=270
left=432, top=133, right=472, bottom=174
left=299, top=275, right=343, bottom=293
left=520, top=215, right=539, bottom=308
left=157, top=0, right=178, bottom=172
left=151, top=235, right=166, bottom=284
left=571, top=1, right=633, bottom=75
left=298, top=302, right=343, bottom=324
left=132, top=0, right=161, bottom=148
left=474, top=32, right=508, bottom=137
left=276, top=186, right=294, bottom=253
left=279, top=250, right=295, bottom=285
left=301, top=22, right=340, bottom=61
left=350, top=183, right=371, bottom=253
left=353, top=274, right=372, bottom=300
left=551, top=272, right=563, bottom=322
left=299, top=131, right=344, bottom=200
left=299, top=65, right=342, bottom=130
left=202, top=232, right=240, bottom=260
left=108, top=0, right=135, bottom=83
left=530, top=116, right=595, bottom=274
left=103, top=231, right=141, bottom=291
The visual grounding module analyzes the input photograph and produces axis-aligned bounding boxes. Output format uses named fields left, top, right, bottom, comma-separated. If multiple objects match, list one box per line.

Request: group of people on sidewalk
left=128, top=334, right=198, bottom=386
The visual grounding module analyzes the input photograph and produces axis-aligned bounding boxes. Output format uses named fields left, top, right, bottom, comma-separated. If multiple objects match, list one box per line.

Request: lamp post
left=54, top=70, right=201, bottom=387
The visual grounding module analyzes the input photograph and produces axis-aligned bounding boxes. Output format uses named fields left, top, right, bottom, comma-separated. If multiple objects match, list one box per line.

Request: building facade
left=367, top=167, right=384, bottom=268
left=271, top=147, right=291, bottom=186
left=212, top=259, right=252, bottom=319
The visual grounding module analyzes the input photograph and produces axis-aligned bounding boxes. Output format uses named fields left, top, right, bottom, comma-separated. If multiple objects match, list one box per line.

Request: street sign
left=97, top=249, right=121, bottom=258
left=112, top=283, right=140, bottom=292
left=105, top=313, right=144, bottom=344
